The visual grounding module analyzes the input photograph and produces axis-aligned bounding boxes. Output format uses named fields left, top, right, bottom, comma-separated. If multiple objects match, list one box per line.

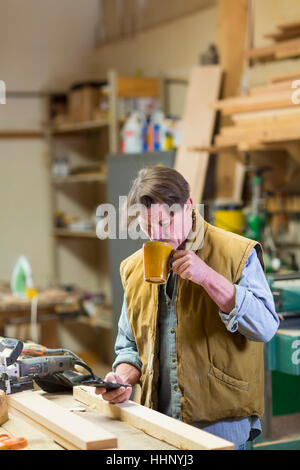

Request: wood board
left=213, top=91, right=294, bottom=115
left=1, top=413, right=63, bottom=450
left=0, top=390, right=8, bottom=425
left=174, top=65, right=223, bottom=204
left=7, top=390, right=117, bottom=450
left=74, top=386, right=234, bottom=450
left=213, top=0, right=250, bottom=201
left=269, top=72, right=300, bottom=84
left=246, top=37, right=300, bottom=61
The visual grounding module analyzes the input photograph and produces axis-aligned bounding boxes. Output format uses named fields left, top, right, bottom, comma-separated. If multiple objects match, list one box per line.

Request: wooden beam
left=213, top=91, right=294, bottom=115
left=188, top=145, right=246, bottom=164
left=174, top=65, right=223, bottom=204
left=7, top=390, right=117, bottom=450
left=278, top=20, right=300, bottom=32
left=6, top=408, right=69, bottom=450
left=74, top=386, right=234, bottom=450
left=245, top=38, right=300, bottom=60
left=0, top=131, right=43, bottom=139
left=214, top=0, right=250, bottom=201
left=269, top=72, right=300, bottom=84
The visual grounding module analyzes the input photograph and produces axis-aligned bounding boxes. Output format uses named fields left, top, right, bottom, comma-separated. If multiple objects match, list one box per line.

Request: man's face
left=138, top=198, right=193, bottom=249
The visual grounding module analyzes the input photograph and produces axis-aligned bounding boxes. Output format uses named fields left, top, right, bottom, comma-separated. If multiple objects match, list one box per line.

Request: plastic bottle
left=152, top=110, right=165, bottom=151
left=122, top=112, right=145, bottom=153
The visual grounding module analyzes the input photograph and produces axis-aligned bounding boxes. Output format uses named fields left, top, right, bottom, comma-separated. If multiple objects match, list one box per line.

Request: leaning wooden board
left=174, top=65, right=223, bottom=205
left=74, top=386, right=234, bottom=450
left=7, top=390, right=117, bottom=450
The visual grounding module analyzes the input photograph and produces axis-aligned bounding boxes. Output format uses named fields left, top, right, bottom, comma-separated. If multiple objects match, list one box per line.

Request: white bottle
left=122, top=112, right=145, bottom=154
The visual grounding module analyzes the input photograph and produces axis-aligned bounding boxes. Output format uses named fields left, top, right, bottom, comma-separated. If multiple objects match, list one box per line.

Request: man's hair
left=124, top=166, right=190, bottom=228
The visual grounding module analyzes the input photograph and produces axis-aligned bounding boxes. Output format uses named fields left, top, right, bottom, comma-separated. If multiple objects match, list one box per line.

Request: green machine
left=244, top=166, right=270, bottom=243
left=251, top=272, right=300, bottom=450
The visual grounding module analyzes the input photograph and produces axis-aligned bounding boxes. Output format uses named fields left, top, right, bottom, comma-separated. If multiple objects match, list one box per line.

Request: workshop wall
left=250, top=0, right=300, bottom=86
left=92, top=0, right=300, bottom=115
left=91, top=5, right=218, bottom=117
left=0, top=0, right=99, bottom=287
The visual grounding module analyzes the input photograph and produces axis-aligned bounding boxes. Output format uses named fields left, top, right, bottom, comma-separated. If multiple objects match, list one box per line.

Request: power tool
left=0, top=338, right=130, bottom=394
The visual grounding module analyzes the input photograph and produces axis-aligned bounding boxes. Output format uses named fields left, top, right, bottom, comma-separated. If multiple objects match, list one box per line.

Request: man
left=97, top=166, right=279, bottom=450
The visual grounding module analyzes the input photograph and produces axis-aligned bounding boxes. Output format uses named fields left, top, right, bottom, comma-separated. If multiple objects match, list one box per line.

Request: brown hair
left=124, top=166, right=190, bottom=228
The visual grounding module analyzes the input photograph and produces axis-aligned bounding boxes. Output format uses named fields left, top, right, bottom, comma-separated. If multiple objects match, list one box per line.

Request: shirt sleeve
left=219, top=248, right=280, bottom=342
left=112, top=293, right=142, bottom=372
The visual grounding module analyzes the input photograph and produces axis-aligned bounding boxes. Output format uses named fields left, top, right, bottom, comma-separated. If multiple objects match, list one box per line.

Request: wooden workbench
left=0, top=289, right=80, bottom=348
left=3, top=392, right=177, bottom=450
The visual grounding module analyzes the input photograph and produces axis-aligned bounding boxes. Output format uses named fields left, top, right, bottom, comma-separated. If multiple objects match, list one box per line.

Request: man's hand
left=172, top=249, right=236, bottom=314
left=172, top=250, right=210, bottom=285
left=95, top=363, right=141, bottom=404
left=95, top=372, right=132, bottom=404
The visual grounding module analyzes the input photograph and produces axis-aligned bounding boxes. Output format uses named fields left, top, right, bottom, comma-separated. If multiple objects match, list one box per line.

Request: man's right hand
left=95, top=371, right=133, bottom=404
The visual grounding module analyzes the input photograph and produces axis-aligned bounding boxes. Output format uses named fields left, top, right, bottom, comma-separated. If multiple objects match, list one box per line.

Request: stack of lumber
left=213, top=74, right=300, bottom=151
left=246, top=20, right=300, bottom=61
left=266, top=195, right=300, bottom=214
left=264, top=20, right=300, bottom=43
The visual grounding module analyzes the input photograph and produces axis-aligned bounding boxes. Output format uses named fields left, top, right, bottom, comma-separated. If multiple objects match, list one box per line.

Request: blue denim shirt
left=112, top=248, right=279, bottom=449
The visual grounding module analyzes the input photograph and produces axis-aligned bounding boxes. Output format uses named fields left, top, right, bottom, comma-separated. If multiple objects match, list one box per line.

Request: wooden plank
left=216, top=123, right=300, bottom=147
left=117, top=77, right=160, bottom=98
left=245, top=38, right=300, bottom=60
left=8, top=406, right=80, bottom=450
left=49, top=119, right=109, bottom=134
left=214, top=91, right=294, bottom=115
left=264, top=27, right=300, bottom=42
left=74, top=386, right=234, bottom=450
left=232, top=107, right=300, bottom=127
left=7, top=390, right=117, bottom=450
left=275, top=48, right=300, bottom=60
left=214, top=0, right=250, bottom=201
left=108, top=69, right=119, bottom=153
left=269, top=72, right=300, bottom=84
left=52, top=172, right=107, bottom=184
left=174, top=65, right=223, bottom=204
left=0, top=391, right=8, bottom=425
left=54, top=229, right=98, bottom=238
left=0, top=131, right=43, bottom=139
left=249, top=80, right=295, bottom=96
left=2, top=413, right=63, bottom=450
left=278, top=20, right=300, bottom=32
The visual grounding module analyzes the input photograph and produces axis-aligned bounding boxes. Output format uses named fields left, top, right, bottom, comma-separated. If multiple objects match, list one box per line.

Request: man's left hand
left=172, top=250, right=210, bottom=285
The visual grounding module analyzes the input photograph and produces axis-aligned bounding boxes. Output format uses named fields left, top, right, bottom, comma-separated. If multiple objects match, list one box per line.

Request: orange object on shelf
left=0, top=434, right=27, bottom=450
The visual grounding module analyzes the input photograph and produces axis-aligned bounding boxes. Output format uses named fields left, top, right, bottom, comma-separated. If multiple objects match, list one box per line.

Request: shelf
left=78, top=313, right=113, bottom=330
left=52, top=173, right=107, bottom=184
left=54, top=229, right=98, bottom=239
left=47, top=119, right=109, bottom=135
left=0, top=131, right=44, bottom=139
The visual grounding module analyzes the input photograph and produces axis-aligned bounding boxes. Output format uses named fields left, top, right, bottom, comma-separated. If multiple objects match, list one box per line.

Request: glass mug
left=143, top=241, right=173, bottom=284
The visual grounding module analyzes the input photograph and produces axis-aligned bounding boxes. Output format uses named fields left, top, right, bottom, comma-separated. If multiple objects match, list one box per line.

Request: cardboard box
left=68, top=86, right=101, bottom=123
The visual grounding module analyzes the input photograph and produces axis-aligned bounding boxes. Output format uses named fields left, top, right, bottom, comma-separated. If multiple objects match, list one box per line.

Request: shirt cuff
left=219, top=284, right=249, bottom=333
left=112, top=353, right=142, bottom=373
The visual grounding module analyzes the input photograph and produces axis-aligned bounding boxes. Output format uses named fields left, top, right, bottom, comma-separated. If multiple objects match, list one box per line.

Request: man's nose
left=150, top=225, right=163, bottom=240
